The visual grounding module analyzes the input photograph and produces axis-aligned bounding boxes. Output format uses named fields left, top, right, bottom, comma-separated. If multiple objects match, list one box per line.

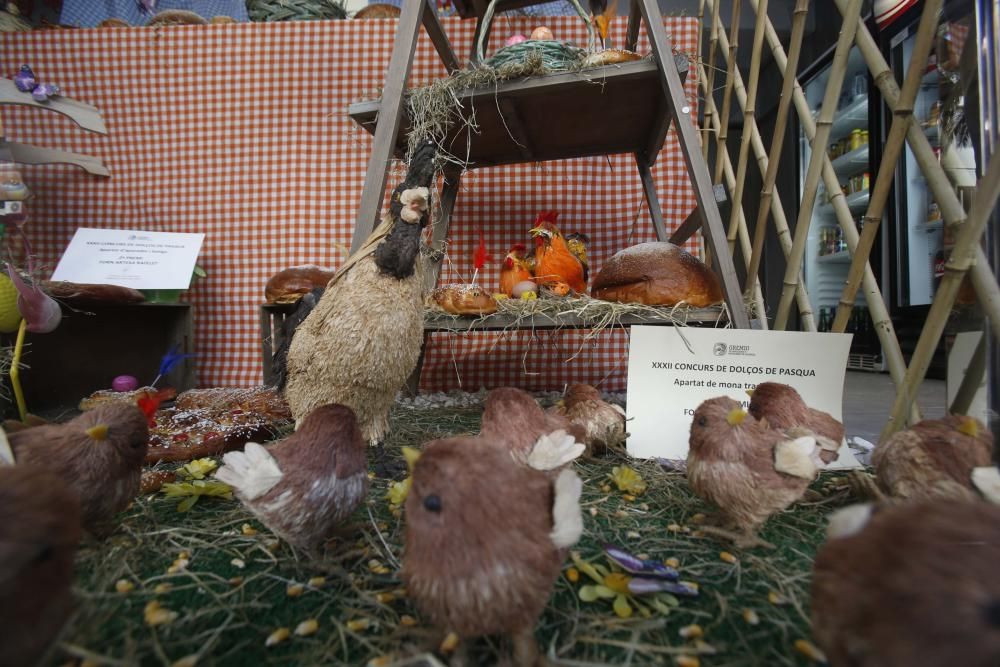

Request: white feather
left=215, top=442, right=283, bottom=500
left=0, top=427, right=14, bottom=465
left=826, top=503, right=875, bottom=539
left=549, top=468, right=583, bottom=548
left=521, top=429, right=585, bottom=471
left=610, top=403, right=626, bottom=417
left=774, top=434, right=823, bottom=480
left=972, top=466, right=1000, bottom=505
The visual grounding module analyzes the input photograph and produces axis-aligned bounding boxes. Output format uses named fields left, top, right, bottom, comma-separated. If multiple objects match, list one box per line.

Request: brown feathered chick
left=402, top=437, right=583, bottom=664
left=812, top=500, right=1000, bottom=667
left=687, top=396, right=834, bottom=548
left=11, top=403, right=149, bottom=534
left=872, top=414, right=994, bottom=501
left=480, top=387, right=586, bottom=469
left=747, top=382, right=843, bottom=464
left=0, top=465, right=82, bottom=667
left=549, top=383, right=626, bottom=456
left=215, top=403, right=367, bottom=555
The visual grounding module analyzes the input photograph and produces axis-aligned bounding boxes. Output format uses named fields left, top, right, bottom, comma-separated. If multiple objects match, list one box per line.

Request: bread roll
left=265, top=265, right=336, bottom=304
left=42, top=281, right=146, bottom=305
left=432, top=285, right=498, bottom=316
left=591, top=242, right=723, bottom=307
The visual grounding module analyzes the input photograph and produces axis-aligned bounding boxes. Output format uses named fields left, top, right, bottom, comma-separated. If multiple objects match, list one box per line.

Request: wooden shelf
left=423, top=305, right=727, bottom=332
left=348, top=56, right=689, bottom=168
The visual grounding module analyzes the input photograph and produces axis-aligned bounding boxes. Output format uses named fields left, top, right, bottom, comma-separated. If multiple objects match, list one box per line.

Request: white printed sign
left=626, top=326, right=861, bottom=469
left=52, top=228, right=205, bottom=289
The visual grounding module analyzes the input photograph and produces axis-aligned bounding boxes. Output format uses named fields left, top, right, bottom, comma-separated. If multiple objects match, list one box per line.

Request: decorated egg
left=530, top=26, right=554, bottom=40
left=505, top=34, right=527, bottom=47
left=112, top=375, right=140, bottom=392
left=512, top=280, right=538, bottom=298
left=0, top=273, right=22, bottom=333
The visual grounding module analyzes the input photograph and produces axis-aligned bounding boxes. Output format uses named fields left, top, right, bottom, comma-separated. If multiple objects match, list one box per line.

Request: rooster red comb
left=534, top=211, right=560, bottom=227
left=510, top=243, right=527, bottom=254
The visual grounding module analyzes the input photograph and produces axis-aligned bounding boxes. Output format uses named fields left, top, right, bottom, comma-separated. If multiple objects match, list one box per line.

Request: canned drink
left=862, top=172, right=870, bottom=191
left=850, top=129, right=863, bottom=151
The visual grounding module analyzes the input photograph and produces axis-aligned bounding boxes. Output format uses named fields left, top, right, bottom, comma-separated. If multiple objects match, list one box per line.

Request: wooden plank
left=423, top=0, right=461, bottom=73
left=259, top=306, right=274, bottom=387
left=497, top=98, right=535, bottom=161
left=350, top=0, right=425, bottom=253
left=634, top=153, right=669, bottom=241
left=626, top=0, right=642, bottom=52
left=642, top=96, right=671, bottom=165
left=452, top=0, right=554, bottom=19
left=5, top=141, right=110, bottom=177
left=670, top=184, right=727, bottom=245
left=423, top=169, right=462, bottom=293
left=0, top=78, right=108, bottom=135
left=637, top=0, right=750, bottom=328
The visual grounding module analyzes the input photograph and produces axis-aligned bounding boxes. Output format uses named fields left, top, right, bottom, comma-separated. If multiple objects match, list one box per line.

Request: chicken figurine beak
left=402, top=446, right=422, bottom=473
left=726, top=408, right=748, bottom=426
left=745, top=389, right=754, bottom=397
left=958, top=417, right=979, bottom=438
left=529, top=225, right=553, bottom=239
left=85, top=424, right=109, bottom=441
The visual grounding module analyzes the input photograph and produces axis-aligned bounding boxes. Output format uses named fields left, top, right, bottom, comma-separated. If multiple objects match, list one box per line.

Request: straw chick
left=747, top=382, right=843, bottom=464
left=215, top=403, right=367, bottom=556
left=548, top=383, right=627, bottom=456
left=872, top=414, right=994, bottom=501
left=0, top=465, right=82, bottom=667
left=686, top=396, right=837, bottom=548
left=402, top=436, right=583, bottom=665
left=480, top=386, right=586, bottom=470
left=812, top=500, right=1000, bottom=667
left=284, top=142, right=436, bottom=446
left=10, top=403, right=149, bottom=535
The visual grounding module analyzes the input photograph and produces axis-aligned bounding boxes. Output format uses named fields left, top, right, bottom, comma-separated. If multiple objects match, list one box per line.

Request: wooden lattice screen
left=694, top=0, right=1000, bottom=443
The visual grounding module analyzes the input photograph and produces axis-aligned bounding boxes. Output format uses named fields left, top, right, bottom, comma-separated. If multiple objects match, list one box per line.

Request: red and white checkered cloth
left=0, top=15, right=700, bottom=391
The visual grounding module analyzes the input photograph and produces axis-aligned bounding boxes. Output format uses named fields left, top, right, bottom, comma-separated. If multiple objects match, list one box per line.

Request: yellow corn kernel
left=623, top=494, right=636, bottom=502
left=178, top=551, right=190, bottom=560
left=691, top=530, right=707, bottom=538
left=241, top=523, right=258, bottom=536
left=667, top=523, right=682, bottom=532
left=794, top=639, right=827, bottom=663
left=115, top=579, right=135, bottom=593
left=589, top=507, right=598, bottom=517
left=675, top=656, right=700, bottom=667
left=144, top=600, right=178, bottom=626
left=601, top=484, right=612, bottom=493
left=154, top=583, right=172, bottom=594
left=170, top=655, right=198, bottom=667
left=230, top=558, right=246, bottom=569
left=399, top=615, right=418, bottom=627
left=228, top=576, right=244, bottom=587
left=665, top=557, right=680, bottom=568
left=367, top=657, right=392, bottom=667
left=308, top=576, right=326, bottom=588
left=689, top=513, right=706, bottom=524
left=439, top=632, right=460, bottom=653
left=294, top=619, right=319, bottom=637
left=566, top=567, right=580, bottom=583
left=626, top=531, right=641, bottom=540
left=742, top=608, right=760, bottom=625
left=680, top=581, right=699, bottom=592
left=768, top=590, right=788, bottom=605
left=679, top=624, right=703, bottom=639
left=265, top=540, right=281, bottom=552
left=265, top=627, right=290, bottom=647
left=286, top=583, right=305, bottom=597
left=347, top=618, right=370, bottom=632
left=719, top=551, right=738, bottom=564
left=376, top=592, right=396, bottom=604
left=681, top=526, right=692, bottom=533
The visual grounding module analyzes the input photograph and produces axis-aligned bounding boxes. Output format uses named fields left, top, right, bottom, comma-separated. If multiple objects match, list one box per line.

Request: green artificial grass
left=60, top=404, right=858, bottom=666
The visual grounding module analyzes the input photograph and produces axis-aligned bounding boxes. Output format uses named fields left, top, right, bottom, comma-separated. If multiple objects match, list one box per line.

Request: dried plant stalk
left=831, top=0, right=943, bottom=333
left=701, top=0, right=722, bottom=161
left=712, top=0, right=741, bottom=185
left=772, top=0, right=864, bottom=330
left=745, top=0, right=809, bottom=294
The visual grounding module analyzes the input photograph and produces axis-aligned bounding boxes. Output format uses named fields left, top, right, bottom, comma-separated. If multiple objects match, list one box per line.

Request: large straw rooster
left=284, top=142, right=437, bottom=446
left=530, top=211, right=587, bottom=294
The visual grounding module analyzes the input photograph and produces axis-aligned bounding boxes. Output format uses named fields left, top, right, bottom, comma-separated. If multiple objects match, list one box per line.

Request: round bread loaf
left=591, top=242, right=723, bottom=307
left=432, top=285, right=498, bottom=316
left=265, top=265, right=336, bottom=304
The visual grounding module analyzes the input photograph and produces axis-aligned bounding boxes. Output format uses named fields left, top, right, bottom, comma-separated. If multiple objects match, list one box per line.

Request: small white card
left=51, top=228, right=205, bottom=289
left=626, top=326, right=860, bottom=469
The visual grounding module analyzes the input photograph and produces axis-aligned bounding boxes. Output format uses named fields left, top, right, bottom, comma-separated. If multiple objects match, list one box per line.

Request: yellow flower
left=161, top=479, right=233, bottom=512
left=613, top=594, right=633, bottom=618
left=610, top=466, right=646, bottom=495
left=603, top=572, right=632, bottom=595
left=520, top=291, right=538, bottom=301
left=180, top=458, right=217, bottom=480
left=387, top=477, right=412, bottom=507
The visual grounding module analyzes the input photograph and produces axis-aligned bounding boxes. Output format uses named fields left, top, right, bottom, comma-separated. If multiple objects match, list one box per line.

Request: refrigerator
left=797, top=1, right=980, bottom=377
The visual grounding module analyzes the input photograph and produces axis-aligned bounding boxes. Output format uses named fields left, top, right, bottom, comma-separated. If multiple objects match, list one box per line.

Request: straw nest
left=247, top=0, right=347, bottom=22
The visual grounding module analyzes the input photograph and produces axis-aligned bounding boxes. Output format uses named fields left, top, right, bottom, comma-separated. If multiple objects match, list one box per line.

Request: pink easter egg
left=505, top=34, right=527, bottom=47
left=112, top=374, right=139, bottom=392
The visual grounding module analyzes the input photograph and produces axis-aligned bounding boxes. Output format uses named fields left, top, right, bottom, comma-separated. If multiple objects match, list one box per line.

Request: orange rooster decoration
left=499, top=244, right=533, bottom=296
left=530, top=211, right=587, bottom=294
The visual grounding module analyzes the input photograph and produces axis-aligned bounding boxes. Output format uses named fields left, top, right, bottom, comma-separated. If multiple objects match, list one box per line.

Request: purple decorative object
left=31, top=83, right=61, bottom=103
left=138, top=0, right=157, bottom=13
left=112, top=375, right=140, bottom=392
left=505, top=34, right=528, bottom=47
left=604, top=544, right=680, bottom=581
left=627, top=578, right=700, bottom=597
left=13, top=65, right=36, bottom=93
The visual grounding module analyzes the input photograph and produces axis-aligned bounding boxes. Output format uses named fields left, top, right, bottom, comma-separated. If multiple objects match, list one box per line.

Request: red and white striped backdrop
left=0, top=15, right=700, bottom=391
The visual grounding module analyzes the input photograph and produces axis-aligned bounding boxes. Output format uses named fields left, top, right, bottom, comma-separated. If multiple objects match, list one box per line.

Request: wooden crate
left=259, top=303, right=296, bottom=386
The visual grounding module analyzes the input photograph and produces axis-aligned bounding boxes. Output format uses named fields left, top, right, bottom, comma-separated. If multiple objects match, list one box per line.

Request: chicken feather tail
left=0, top=427, right=13, bottom=465
left=774, top=434, right=823, bottom=480
left=215, top=442, right=283, bottom=500
left=522, top=429, right=585, bottom=471
left=550, top=468, right=584, bottom=548
left=972, top=466, right=1000, bottom=505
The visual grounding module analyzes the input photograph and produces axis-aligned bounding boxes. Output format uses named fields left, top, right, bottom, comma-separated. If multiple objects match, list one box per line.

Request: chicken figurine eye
left=423, top=494, right=442, bottom=512
left=696, top=416, right=708, bottom=427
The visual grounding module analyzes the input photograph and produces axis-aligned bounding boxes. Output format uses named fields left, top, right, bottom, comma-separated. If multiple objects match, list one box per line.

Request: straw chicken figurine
left=499, top=244, right=533, bottom=297
left=812, top=500, right=1000, bottom=667
left=0, top=466, right=82, bottom=667
left=548, top=383, right=626, bottom=456
left=479, top=386, right=585, bottom=469
left=284, top=142, right=437, bottom=445
left=747, top=382, right=843, bottom=464
left=872, top=414, right=995, bottom=501
left=402, top=435, right=583, bottom=665
left=530, top=211, right=587, bottom=294
left=686, top=397, right=838, bottom=548
left=10, top=403, right=149, bottom=535
left=215, top=404, right=367, bottom=555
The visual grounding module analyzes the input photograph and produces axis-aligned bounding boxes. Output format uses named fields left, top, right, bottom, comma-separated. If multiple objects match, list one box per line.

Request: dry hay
left=59, top=403, right=860, bottom=666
